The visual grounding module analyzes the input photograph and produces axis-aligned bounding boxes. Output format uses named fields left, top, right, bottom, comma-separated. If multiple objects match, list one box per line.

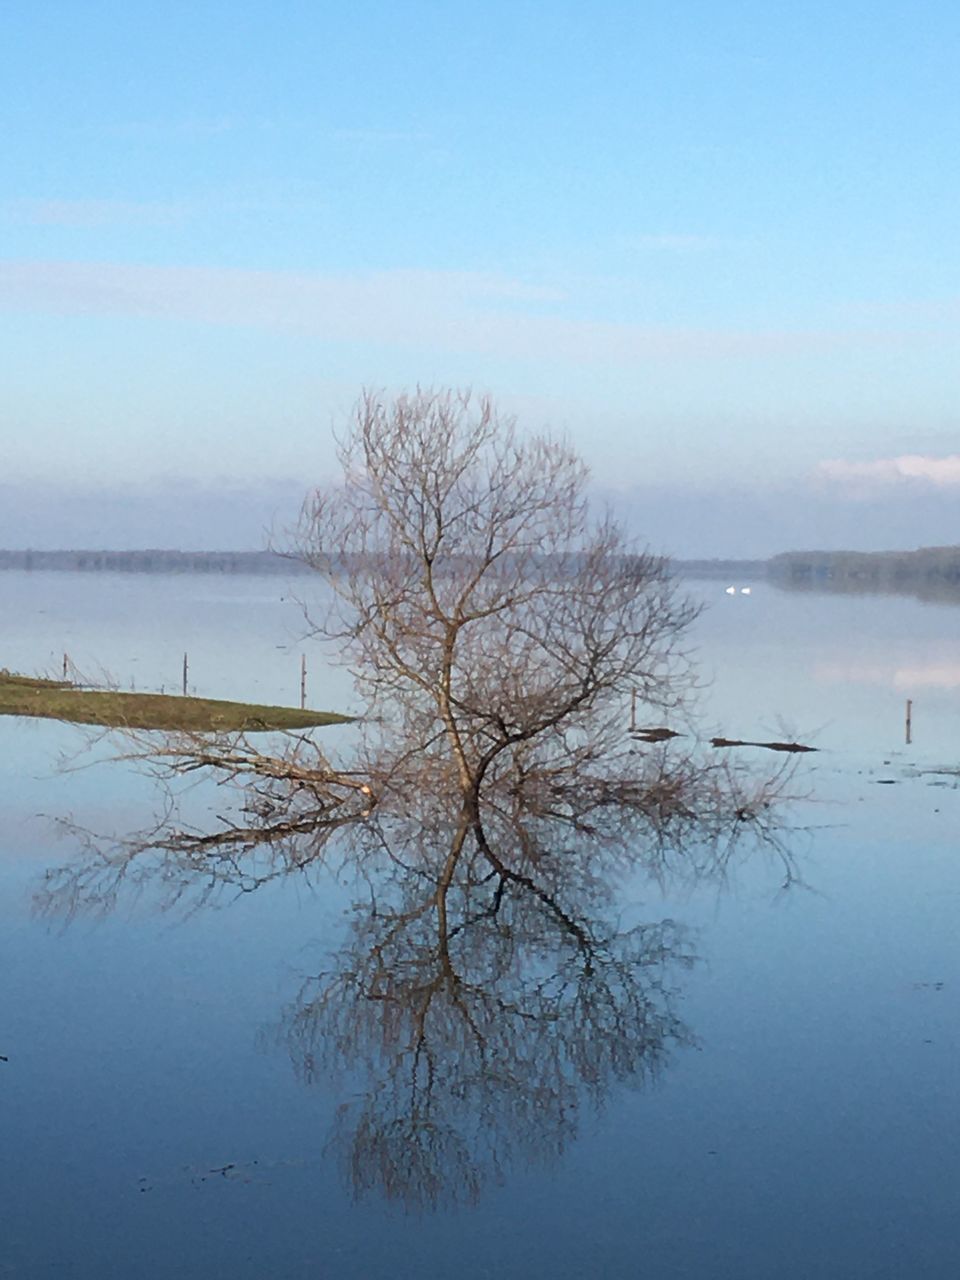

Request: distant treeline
left=13, top=548, right=956, bottom=599
left=0, top=548, right=769, bottom=578
left=672, top=558, right=768, bottom=579
left=0, top=549, right=312, bottom=574
left=769, top=546, right=960, bottom=605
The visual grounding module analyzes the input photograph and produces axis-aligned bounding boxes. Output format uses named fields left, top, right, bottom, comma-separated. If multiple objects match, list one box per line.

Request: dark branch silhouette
left=34, top=388, right=807, bottom=1208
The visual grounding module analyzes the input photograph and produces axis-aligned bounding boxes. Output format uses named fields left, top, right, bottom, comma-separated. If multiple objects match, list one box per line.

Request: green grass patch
left=0, top=671, right=350, bottom=733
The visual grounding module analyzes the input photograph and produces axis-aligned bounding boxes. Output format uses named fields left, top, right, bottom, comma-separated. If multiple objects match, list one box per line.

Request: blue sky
left=2, top=1, right=959, bottom=554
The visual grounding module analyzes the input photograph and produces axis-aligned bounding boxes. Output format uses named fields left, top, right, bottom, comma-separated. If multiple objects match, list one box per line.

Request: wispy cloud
left=2, top=198, right=191, bottom=228
left=621, top=233, right=721, bottom=252
left=1, top=191, right=333, bottom=229
left=330, top=127, right=430, bottom=146
left=0, top=258, right=899, bottom=367
left=107, top=116, right=238, bottom=140
left=843, top=296, right=960, bottom=326
left=817, top=454, right=960, bottom=489
left=104, top=117, right=431, bottom=148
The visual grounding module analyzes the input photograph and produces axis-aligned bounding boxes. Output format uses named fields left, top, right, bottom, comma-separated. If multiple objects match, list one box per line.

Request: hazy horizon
left=2, top=473, right=958, bottom=561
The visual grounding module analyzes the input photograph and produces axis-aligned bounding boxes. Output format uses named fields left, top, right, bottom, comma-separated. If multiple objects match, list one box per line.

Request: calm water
left=2, top=571, right=959, bottom=1278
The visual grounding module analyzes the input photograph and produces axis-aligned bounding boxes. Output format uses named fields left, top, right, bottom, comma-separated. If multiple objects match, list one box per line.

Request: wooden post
left=62, top=652, right=68, bottom=680
left=905, top=698, right=912, bottom=745
left=182, top=652, right=188, bottom=697
left=300, top=653, right=307, bottom=710
left=630, top=688, right=637, bottom=732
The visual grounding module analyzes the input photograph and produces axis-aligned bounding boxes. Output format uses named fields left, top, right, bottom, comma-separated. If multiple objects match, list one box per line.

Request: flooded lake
left=2, top=570, right=958, bottom=1278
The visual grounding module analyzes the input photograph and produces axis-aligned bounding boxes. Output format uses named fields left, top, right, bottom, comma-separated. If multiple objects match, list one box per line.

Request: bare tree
left=34, top=391, right=805, bottom=1208
left=297, top=388, right=703, bottom=862
left=37, top=388, right=800, bottom=919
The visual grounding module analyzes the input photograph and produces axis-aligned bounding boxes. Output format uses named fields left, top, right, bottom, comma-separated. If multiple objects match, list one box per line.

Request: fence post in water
left=905, top=698, right=912, bottom=745
left=300, top=653, right=307, bottom=710
left=182, top=652, right=188, bottom=697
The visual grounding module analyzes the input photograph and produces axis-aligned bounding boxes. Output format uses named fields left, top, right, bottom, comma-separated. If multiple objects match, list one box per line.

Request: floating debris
left=710, top=737, right=817, bottom=754
left=630, top=726, right=682, bottom=743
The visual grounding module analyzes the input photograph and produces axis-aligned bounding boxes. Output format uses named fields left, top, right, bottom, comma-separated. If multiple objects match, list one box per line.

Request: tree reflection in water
left=34, top=396, right=805, bottom=1209
left=281, top=834, right=695, bottom=1210
left=39, top=753, right=797, bottom=1213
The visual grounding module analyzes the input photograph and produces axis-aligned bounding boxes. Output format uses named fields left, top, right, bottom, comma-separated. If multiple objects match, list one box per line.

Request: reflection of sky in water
left=685, top=580, right=960, bottom=761
left=0, top=569, right=358, bottom=714
left=4, top=569, right=957, bottom=760
left=2, top=571, right=960, bottom=1278
left=815, top=660, right=960, bottom=690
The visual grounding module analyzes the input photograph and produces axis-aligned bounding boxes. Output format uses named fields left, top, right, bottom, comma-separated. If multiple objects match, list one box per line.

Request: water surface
left=2, top=571, right=958, bottom=1278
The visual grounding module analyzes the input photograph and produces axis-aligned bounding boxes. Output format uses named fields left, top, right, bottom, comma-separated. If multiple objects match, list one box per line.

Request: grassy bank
left=0, top=671, right=350, bottom=733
